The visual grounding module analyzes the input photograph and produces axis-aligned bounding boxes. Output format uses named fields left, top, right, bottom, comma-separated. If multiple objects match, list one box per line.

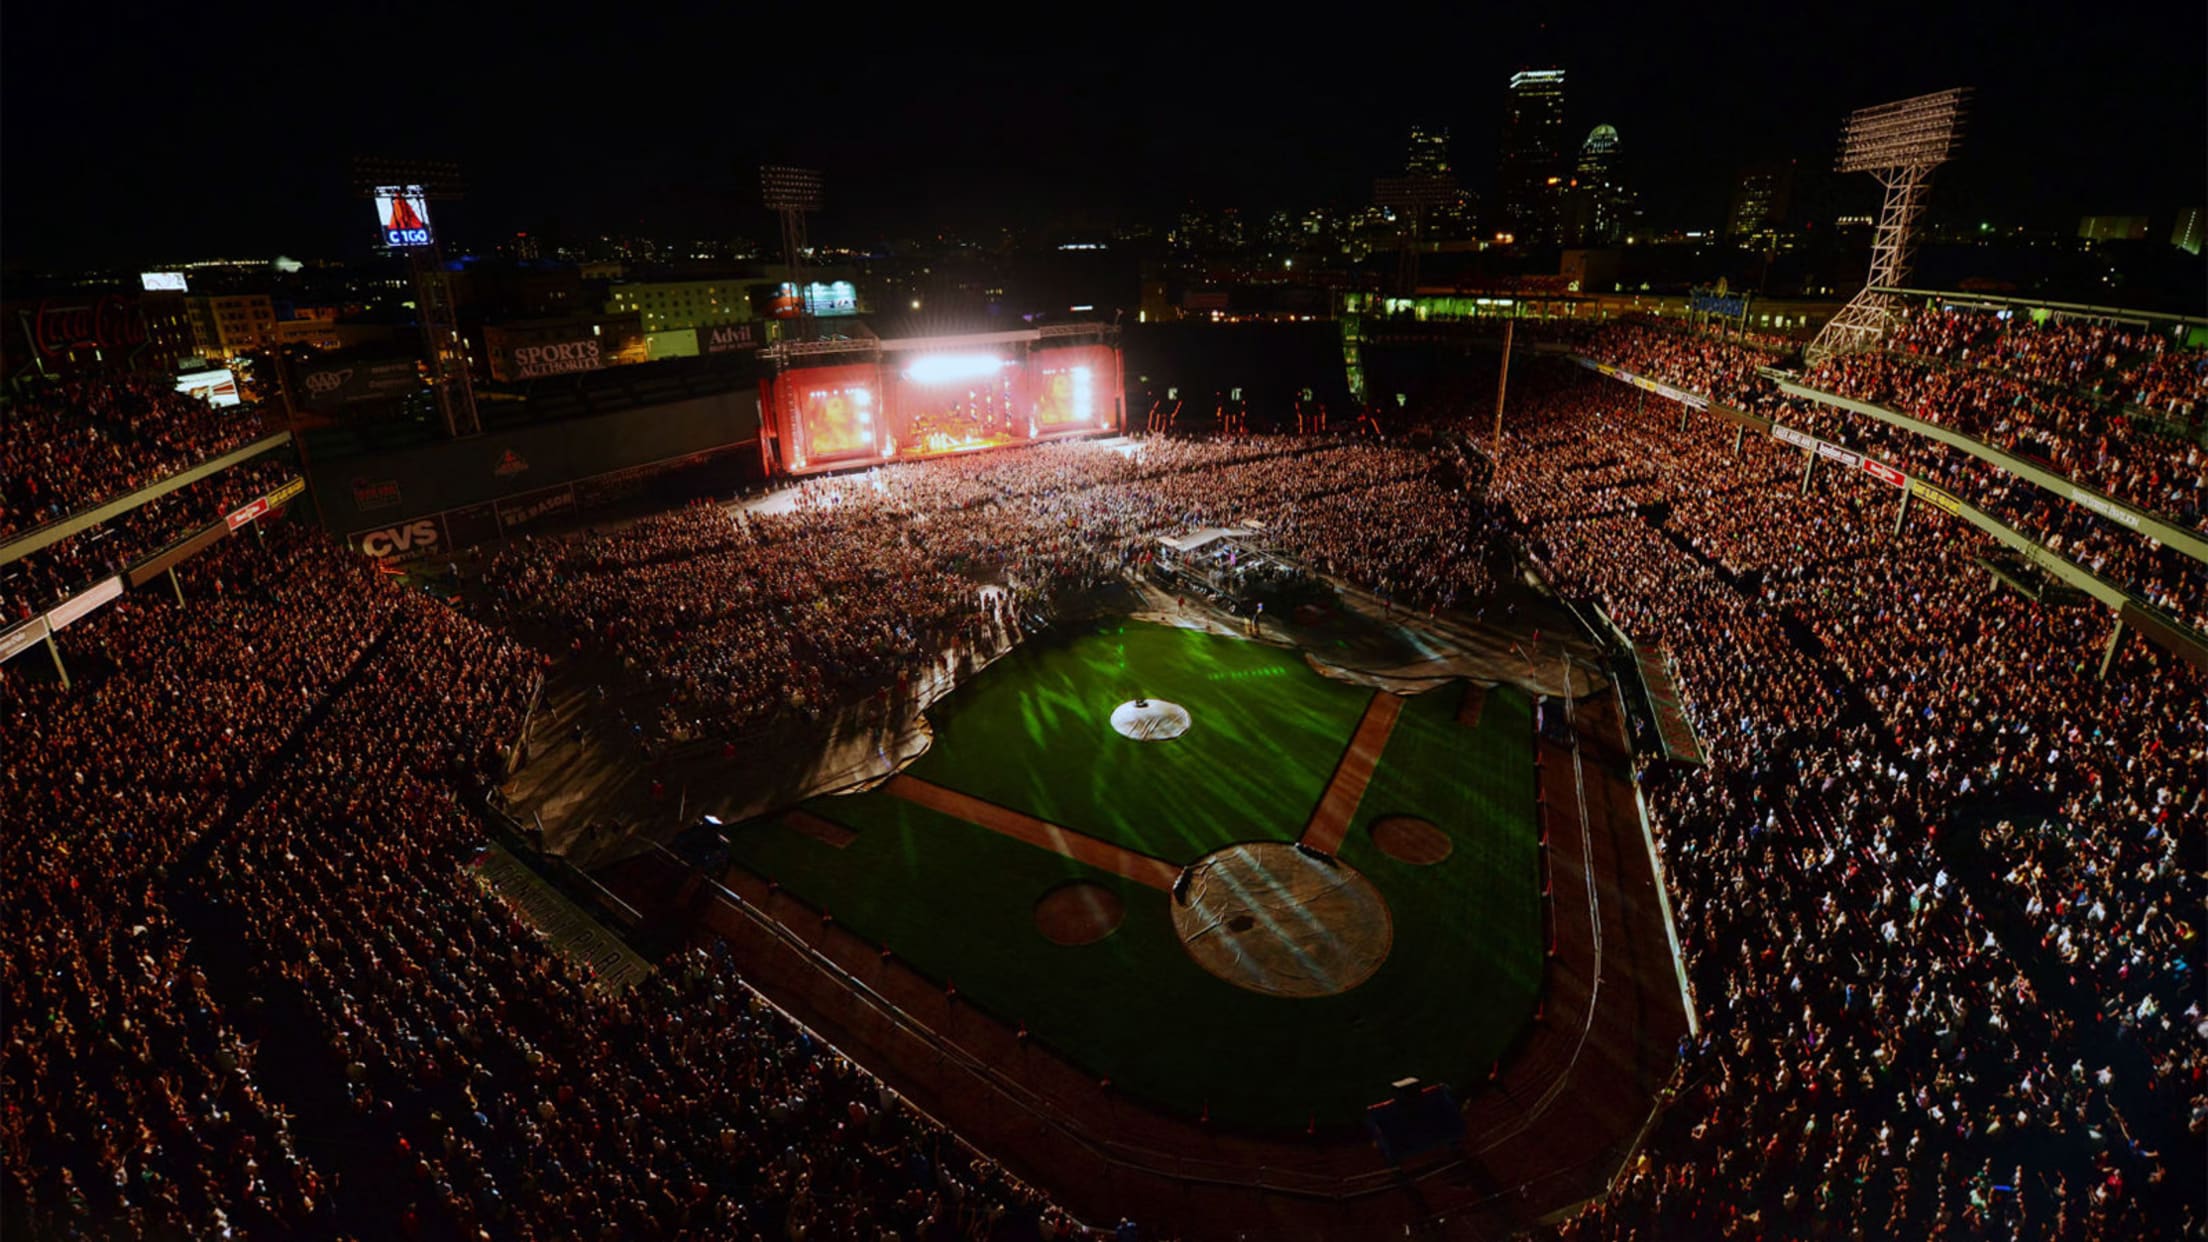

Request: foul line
left=1299, top=692, right=1405, bottom=855
left=882, top=775, right=1180, bottom=892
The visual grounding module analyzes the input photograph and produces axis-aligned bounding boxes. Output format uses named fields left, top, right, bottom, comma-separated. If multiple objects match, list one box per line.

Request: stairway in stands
left=470, top=843, right=656, bottom=994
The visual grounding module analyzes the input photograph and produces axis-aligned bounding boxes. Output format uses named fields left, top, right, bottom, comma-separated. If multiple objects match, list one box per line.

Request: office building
left=1727, top=162, right=1797, bottom=241
left=1566, top=124, right=1631, bottom=246
left=183, top=293, right=276, bottom=359
left=1405, top=124, right=1451, bottom=177
left=1499, top=70, right=1569, bottom=244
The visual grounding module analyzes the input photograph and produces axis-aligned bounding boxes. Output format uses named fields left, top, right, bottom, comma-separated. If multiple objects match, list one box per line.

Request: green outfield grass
left=724, top=619, right=1543, bottom=1127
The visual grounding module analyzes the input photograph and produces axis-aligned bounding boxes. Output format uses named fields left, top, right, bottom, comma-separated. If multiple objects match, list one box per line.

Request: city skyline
left=3, top=3, right=2203, bottom=267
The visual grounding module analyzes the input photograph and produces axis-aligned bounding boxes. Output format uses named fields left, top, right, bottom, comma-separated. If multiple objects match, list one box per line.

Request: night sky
left=4, top=2, right=2201, bottom=267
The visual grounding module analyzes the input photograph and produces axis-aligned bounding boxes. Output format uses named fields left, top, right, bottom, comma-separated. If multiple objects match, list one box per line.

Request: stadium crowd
left=1, top=454, right=298, bottom=621
left=1557, top=314, right=2207, bottom=625
left=1887, top=303, right=2206, bottom=425
left=0, top=376, right=270, bottom=539
left=8, top=348, right=2203, bottom=1240
left=1801, top=351, right=2206, bottom=530
left=3, top=523, right=1091, bottom=1241
left=482, top=437, right=1496, bottom=741
left=1486, top=365, right=2203, bottom=1241
left=1768, top=402, right=2208, bottom=632
left=1563, top=310, right=2207, bottom=534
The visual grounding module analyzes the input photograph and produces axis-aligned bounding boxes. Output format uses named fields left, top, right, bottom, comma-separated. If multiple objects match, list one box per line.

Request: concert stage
left=758, top=324, right=1124, bottom=476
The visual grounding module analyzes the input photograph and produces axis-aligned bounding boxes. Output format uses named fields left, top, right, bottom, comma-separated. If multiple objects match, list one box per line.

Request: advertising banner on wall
left=226, top=497, right=270, bottom=530
left=141, top=272, right=188, bottom=292
left=223, top=477, right=306, bottom=532
left=1917, top=484, right=1964, bottom=515
left=1814, top=441, right=1862, bottom=468
left=48, top=576, right=124, bottom=631
left=493, top=484, right=576, bottom=536
left=699, top=321, right=763, bottom=353
left=299, top=358, right=424, bottom=406
left=493, top=333, right=602, bottom=382
left=352, top=477, right=403, bottom=512
left=2067, top=486, right=2143, bottom=530
left=1573, top=354, right=1709, bottom=410
left=1862, top=459, right=1907, bottom=487
left=1773, top=425, right=1818, bottom=451
left=0, top=617, right=49, bottom=665
left=484, top=316, right=646, bottom=383
left=353, top=515, right=449, bottom=561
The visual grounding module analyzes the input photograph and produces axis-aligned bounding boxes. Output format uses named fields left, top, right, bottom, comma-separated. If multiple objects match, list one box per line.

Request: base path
left=1298, top=691, right=1404, bottom=855
left=1456, top=681, right=1488, bottom=727
left=882, top=775, right=1181, bottom=892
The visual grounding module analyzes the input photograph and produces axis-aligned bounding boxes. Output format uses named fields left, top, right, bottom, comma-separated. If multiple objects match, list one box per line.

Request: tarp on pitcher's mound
left=1170, top=843, right=1392, bottom=998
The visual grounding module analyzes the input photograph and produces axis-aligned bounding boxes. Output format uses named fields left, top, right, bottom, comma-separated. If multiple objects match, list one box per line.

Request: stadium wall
left=309, top=389, right=760, bottom=544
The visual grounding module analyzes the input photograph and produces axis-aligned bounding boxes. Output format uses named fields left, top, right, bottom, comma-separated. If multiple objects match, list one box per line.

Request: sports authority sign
left=484, top=324, right=606, bottom=382
left=509, top=339, right=601, bottom=378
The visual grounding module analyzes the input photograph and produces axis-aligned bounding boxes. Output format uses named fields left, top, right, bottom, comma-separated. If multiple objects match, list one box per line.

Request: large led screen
left=174, top=368, right=240, bottom=407
left=790, top=364, right=881, bottom=463
left=374, top=185, right=435, bottom=248
left=1032, top=345, right=1116, bottom=431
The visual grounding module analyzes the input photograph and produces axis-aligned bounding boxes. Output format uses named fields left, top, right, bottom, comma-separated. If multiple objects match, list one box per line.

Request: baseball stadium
left=5, top=18, right=2203, bottom=1242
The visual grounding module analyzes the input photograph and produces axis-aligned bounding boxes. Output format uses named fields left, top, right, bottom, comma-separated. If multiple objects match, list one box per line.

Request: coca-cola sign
left=30, top=296, right=150, bottom=358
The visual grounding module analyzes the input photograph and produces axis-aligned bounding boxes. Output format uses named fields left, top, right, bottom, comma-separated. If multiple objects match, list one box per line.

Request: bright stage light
left=904, top=353, right=1005, bottom=384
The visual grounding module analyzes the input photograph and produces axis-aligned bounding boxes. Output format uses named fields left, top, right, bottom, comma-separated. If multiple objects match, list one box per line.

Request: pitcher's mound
left=1111, top=699, right=1191, bottom=741
left=1035, top=882, right=1125, bottom=945
left=1170, top=843, right=1392, bottom=998
left=1370, top=816, right=1453, bottom=865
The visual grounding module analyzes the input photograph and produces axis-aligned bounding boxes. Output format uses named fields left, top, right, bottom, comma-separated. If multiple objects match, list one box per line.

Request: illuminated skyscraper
left=1499, top=69, right=1569, bottom=244
left=1566, top=123, right=1631, bottom=246
left=1727, top=162, right=1797, bottom=241
left=1405, top=124, right=1451, bottom=176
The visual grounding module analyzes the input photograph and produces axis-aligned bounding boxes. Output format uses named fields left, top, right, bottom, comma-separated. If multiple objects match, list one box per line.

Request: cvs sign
left=353, top=517, right=445, bottom=560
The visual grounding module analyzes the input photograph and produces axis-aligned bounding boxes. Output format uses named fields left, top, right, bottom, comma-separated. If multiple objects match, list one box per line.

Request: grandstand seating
left=6, top=361, right=2199, bottom=1241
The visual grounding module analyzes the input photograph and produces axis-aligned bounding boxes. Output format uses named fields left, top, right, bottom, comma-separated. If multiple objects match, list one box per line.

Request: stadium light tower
left=351, top=156, right=479, bottom=438
left=1803, top=88, right=1970, bottom=367
left=761, top=165, right=824, bottom=333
